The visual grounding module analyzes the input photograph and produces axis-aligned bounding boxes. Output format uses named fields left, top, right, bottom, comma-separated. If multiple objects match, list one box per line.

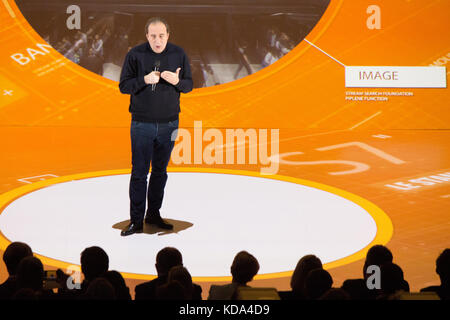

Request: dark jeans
left=129, top=119, right=179, bottom=224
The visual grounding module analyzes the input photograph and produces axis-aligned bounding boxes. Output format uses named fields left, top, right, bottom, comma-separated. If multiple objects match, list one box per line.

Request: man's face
left=146, top=22, right=169, bottom=54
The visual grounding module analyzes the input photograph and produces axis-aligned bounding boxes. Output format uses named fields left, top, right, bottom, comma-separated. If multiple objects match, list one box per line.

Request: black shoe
left=144, top=215, right=173, bottom=230
left=121, top=223, right=143, bottom=236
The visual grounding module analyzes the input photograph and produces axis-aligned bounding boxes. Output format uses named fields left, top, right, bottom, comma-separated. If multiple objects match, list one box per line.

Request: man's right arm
left=119, top=52, right=147, bottom=95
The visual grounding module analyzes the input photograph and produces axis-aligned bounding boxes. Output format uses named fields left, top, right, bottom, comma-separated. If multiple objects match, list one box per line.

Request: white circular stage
left=0, top=171, right=379, bottom=278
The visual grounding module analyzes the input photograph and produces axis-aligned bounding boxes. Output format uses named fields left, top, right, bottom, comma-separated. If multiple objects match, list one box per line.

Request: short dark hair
left=168, top=266, right=194, bottom=299
left=145, top=17, right=170, bottom=35
left=156, top=247, right=182, bottom=275
left=304, top=268, right=333, bottom=300
left=363, top=245, right=393, bottom=278
left=230, top=251, right=259, bottom=284
left=80, top=246, right=109, bottom=281
left=436, top=248, right=450, bottom=281
left=290, top=254, right=322, bottom=292
left=16, top=256, right=44, bottom=291
left=104, top=270, right=131, bottom=300
left=380, top=262, right=409, bottom=295
left=3, top=242, right=33, bottom=276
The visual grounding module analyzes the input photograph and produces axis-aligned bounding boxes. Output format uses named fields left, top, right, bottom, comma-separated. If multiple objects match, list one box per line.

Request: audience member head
left=319, top=288, right=351, bottom=300
left=290, top=254, right=322, bottom=295
left=80, top=246, right=109, bottom=281
left=104, top=270, right=131, bottom=300
left=380, top=262, right=409, bottom=296
left=85, top=277, right=116, bottom=300
left=3, top=242, right=32, bottom=276
left=16, top=256, right=44, bottom=291
left=155, top=247, right=183, bottom=277
left=436, top=249, right=450, bottom=286
left=363, top=245, right=393, bottom=279
left=230, top=251, right=260, bottom=285
left=304, top=268, right=333, bottom=300
left=168, top=266, right=194, bottom=299
left=156, top=281, right=186, bottom=300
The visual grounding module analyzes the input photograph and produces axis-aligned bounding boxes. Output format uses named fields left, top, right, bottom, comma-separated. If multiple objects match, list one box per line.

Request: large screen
left=1, top=0, right=447, bottom=129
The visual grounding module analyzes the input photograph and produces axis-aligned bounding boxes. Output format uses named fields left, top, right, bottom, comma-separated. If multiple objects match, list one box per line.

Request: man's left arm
left=174, top=52, right=193, bottom=93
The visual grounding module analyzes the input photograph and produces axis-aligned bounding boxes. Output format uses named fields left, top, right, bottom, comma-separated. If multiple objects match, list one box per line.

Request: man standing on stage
left=119, top=17, right=193, bottom=236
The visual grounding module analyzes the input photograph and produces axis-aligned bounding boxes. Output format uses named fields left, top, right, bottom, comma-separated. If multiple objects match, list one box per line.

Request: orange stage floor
left=1, top=126, right=449, bottom=298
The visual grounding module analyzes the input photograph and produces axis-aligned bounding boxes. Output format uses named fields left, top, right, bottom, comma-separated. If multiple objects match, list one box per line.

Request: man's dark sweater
left=119, top=42, right=193, bottom=123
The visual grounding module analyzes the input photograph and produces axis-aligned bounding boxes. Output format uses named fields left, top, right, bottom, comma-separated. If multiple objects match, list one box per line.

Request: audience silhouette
left=376, top=262, right=409, bottom=300
left=278, top=254, right=322, bottom=300
left=103, top=270, right=132, bottom=300
left=0, top=242, right=33, bottom=299
left=11, top=287, right=37, bottom=300
left=363, top=245, right=394, bottom=279
left=14, top=256, right=55, bottom=300
left=304, top=268, right=333, bottom=300
left=341, top=277, right=373, bottom=300
left=135, top=247, right=202, bottom=300
left=420, top=248, right=450, bottom=300
left=319, top=288, right=351, bottom=300
left=208, top=251, right=260, bottom=300
left=342, top=244, right=395, bottom=300
left=155, top=280, right=186, bottom=300
left=167, top=265, right=202, bottom=300
left=85, top=277, right=116, bottom=300
left=0, top=242, right=447, bottom=300
left=80, top=246, right=109, bottom=285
